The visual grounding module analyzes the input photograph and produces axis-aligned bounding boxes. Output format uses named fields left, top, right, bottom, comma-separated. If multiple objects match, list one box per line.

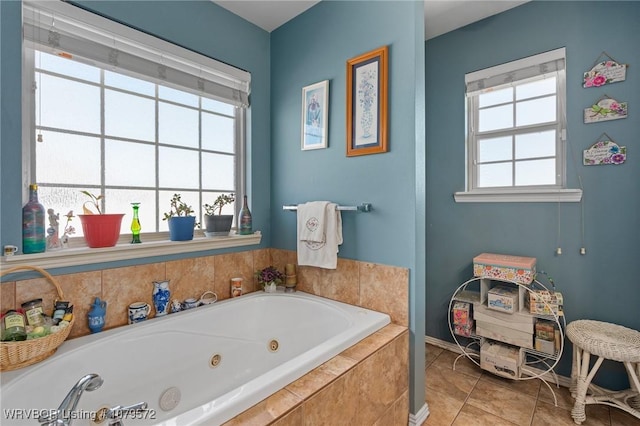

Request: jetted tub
left=1, top=291, right=390, bottom=425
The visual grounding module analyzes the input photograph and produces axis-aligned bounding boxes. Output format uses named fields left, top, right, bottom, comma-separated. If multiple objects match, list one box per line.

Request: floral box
left=473, top=253, right=537, bottom=285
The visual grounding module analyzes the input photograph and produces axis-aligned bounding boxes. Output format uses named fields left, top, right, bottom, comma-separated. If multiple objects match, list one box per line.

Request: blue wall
left=426, top=1, right=640, bottom=388
left=270, top=0, right=426, bottom=414
left=0, top=0, right=272, bottom=263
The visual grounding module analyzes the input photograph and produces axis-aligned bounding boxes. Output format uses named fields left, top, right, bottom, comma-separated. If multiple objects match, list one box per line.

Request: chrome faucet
left=104, top=402, right=149, bottom=426
left=39, top=373, right=104, bottom=426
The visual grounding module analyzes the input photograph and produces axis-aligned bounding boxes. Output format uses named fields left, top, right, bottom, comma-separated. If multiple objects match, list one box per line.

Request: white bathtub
left=1, top=291, right=390, bottom=425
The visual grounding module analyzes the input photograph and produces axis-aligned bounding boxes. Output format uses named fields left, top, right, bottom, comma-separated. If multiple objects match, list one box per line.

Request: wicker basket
left=1, top=265, right=75, bottom=371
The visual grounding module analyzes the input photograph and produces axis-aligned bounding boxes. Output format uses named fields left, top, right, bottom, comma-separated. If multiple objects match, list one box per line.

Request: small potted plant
left=255, top=266, right=284, bottom=293
left=163, top=193, right=196, bottom=241
left=203, top=193, right=235, bottom=237
left=78, top=191, right=125, bottom=248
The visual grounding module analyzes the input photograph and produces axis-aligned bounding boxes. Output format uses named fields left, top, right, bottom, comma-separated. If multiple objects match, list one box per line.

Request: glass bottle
left=1, top=310, right=27, bottom=341
left=238, top=195, right=252, bottom=235
left=131, top=202, right=141, bottom=243
left=22, top=183, right=46, bottom=254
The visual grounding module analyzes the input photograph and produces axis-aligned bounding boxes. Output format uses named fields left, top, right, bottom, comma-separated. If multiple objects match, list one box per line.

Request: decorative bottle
left=22, top=184, right=46, bottom=254
left=131, top=202, right=141, bottom=244
left=152, top=280, right=171, bottom=317
left=238, top=195, right=252, bottom=235
left=87, top=297, right=107, bottom=333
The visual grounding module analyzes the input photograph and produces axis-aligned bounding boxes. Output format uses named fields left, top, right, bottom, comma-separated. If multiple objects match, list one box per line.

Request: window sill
left=0, top=231, right=262, bottom=271
left=454, top=189, right=583, bottom=203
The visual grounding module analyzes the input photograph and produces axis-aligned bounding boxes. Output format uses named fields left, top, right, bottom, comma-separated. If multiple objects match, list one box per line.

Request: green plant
left=162, top=193, right=195, bottom=220
left=80, top=190, right=104, bottom=214
left=203, top=193, right=235, bottom=216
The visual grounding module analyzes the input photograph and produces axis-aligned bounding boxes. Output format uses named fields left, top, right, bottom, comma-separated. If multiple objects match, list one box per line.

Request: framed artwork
left=301, top=80, right=329, bottom=150
left=346, top=45, right=388, bottom=157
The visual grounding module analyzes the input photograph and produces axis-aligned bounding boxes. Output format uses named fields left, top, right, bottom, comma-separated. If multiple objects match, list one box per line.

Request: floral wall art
left=583, top=136, right=626, bottom=166
left=582, top=53, right=627, bottom=88
left=584, top=96, right=628, bottom=124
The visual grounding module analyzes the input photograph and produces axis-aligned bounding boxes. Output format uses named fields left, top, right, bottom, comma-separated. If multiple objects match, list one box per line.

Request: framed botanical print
left=346, top=46, right=388, bottom=156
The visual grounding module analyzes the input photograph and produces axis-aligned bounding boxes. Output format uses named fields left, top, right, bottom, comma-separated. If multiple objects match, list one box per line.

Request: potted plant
left=255, top=266, right=284, bottom=293
left=203, top=193, right=235, bottom=237
left=163, top=193, right=196, bottom=241
left=78, top=191, right=125, bottom=248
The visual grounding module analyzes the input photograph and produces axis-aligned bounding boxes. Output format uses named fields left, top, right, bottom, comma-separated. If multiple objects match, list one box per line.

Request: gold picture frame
left=346, top=45, right=388, bottom=157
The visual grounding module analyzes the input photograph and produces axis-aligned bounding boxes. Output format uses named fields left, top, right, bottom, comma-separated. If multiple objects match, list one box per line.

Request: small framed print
left=346, top=45, right=388, bottom=157
left=301, top=80, right=329, bottom=150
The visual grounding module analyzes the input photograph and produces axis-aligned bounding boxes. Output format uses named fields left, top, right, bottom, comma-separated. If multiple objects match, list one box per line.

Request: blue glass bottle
left=22, top=184, right=46, bottom=254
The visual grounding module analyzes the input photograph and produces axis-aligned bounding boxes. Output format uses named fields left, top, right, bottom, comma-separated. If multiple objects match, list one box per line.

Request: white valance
left=465, top=48, right=565, bottom=96
left=23, top=1, right=251, bottom=107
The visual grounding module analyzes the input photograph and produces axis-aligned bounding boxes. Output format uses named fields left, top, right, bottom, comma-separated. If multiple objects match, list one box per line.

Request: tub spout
left=39, top=373, right=103, bottom=426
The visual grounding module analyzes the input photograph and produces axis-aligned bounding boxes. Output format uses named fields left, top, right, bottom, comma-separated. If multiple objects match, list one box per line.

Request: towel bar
left=283, top=203, right=372, bottom=213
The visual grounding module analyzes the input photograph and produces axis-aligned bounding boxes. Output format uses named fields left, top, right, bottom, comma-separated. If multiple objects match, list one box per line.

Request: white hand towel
left=298, top=202, right=342, bottom=269
left=297, top=201, right=329, bottom=243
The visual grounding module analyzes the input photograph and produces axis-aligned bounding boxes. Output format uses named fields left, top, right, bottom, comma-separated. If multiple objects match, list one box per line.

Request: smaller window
left=456, top=48, right=581, bottom=203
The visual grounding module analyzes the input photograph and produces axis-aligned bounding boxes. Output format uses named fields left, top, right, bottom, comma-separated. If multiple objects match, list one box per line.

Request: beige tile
left=355, top=335, right=407, bottom=425
left=285, top=367, right=338, bottom=400
left=303, top=375, right=357, bottom=425
left=538, top=381, right=576, bottom=410
left=223, top=389, right=301, bottom=425
left=251, top=249, right=272, bottom=292
left=359, top=262, right=409, bottom=326
left=271, top=405, right=303, bottom=426
left=480, top=371, right=541, bottom=398
left=452, top=403, right=519, bottom=426
left=431, top=348, right=483, bottom=378
left=393, top=390, right=410, bottom=426
left=426, top=343, right=444, bottom=368
left=466, top=375, right=537, bottom=425
left=532, top=400, right=610, bottom=426
left=213, top=252, right=253, bottom=300
left=165, top=256, right=216, bottom=303
left=610, top=406, right=640, bottom=426
left=426, top=360, right=479, bottom=402
left=102, top=263, right=165, bottom=329
left=373, top=404, right=396, bottom=426
left=1, top=281, right=16, bottom=313
left=269, top=248, right=296, bottom=273
left=56, top=271, right=102, bottom=338
left=424, top=387, right=465, bottom=426
left=297, top=259, right=359, bottom=305
left=316, top=354, right=356, bottom=377
left=341, top=327, right=395, bottom=363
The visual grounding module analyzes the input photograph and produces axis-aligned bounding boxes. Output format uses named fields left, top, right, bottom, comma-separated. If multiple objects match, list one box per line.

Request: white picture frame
left=301, top=80, right=329, bottom=150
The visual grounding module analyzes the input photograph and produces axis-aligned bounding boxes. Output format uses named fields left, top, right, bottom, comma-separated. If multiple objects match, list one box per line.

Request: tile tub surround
left=224, top=324, right=409, bottom=425
left=1, top=249, right=409, bottom=424
left=1, top=248, right=409, bottom=337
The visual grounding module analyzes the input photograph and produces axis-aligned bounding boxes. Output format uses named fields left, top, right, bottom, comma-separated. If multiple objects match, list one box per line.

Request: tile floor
left=424, top=344, right=640, bottom=426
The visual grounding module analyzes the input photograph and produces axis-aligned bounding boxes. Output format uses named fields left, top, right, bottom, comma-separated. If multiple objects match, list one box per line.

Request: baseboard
left=408, top=402, right=429, bottom=426
left=424, top=335, right=572, bottom=388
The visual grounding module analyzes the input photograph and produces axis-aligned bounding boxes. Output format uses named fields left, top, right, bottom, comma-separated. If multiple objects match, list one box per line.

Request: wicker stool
left=567, top=320, right=640, bottom=424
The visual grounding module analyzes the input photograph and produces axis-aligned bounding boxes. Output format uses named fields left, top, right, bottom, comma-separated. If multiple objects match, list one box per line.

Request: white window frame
left=10, top=1, right=260, bottom=269
left=455, top=48, right=582, bottom=203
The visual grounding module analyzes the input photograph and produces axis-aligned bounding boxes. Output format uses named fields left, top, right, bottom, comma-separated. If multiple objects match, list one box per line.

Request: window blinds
left=23, top=1, right=251, bottom=107
left=465, top=48, right=565, bottom=96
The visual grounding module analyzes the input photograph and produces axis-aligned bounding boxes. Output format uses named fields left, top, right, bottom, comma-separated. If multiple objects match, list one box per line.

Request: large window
left=22, top=1, right=250, bottom=237
left=457, top=48, right=580, bottom=202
